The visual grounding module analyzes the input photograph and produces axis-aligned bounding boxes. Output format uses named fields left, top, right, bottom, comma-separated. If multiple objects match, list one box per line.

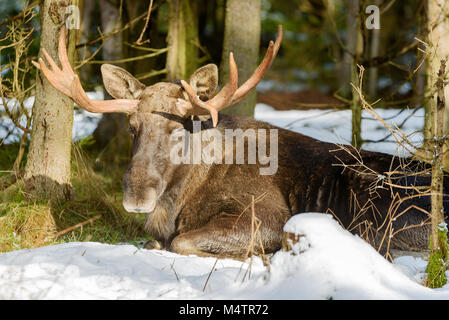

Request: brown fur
left=101, top=63, right=446, bottom=259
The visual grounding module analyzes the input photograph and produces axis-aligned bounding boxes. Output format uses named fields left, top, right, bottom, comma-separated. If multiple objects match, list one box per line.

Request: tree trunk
left=78, top=0, right=95, bottom=84
left=426, top=59, right=448, bottom=288
left=324, top=0, right=346, bottom=95
left=425, top=0, right=449, bottom=289
left=425, top=0, right=449, bottom=167
left=368, top=1, right=380, bottom=98
left=24, top=0, right=76, bottom=201
left=198, top=0, right=225, bottom=63
left=220, top=0, right=261, bottom=117
left=165, top=0, right=199, bottom=81
left=93, top=0, right=130, bottom=158
left=346, top=0, right=363, bottom=148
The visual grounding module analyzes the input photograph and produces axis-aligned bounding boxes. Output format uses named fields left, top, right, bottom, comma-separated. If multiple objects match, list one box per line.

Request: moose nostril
left=123, top=205, right=146, bottom=214
left=123, top=188, right=157, bottom=214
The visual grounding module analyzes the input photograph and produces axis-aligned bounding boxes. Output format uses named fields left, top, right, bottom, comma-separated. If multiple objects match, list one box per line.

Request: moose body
left=125, top=110, right=439, bottom=257
left=34, top=26, right=446, bottom=259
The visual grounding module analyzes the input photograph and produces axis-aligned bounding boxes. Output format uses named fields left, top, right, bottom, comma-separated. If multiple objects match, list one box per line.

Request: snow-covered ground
left=1, top=213, right=447, bottom=300
left=1, top=92, right=445, bottom=300
left=254, top=103, right=423, bottom=157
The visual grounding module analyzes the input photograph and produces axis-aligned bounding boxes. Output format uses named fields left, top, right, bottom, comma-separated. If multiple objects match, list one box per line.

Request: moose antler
left=177, top=25, right=283, bottom=127
left=32, top=26, right=139, bottom=114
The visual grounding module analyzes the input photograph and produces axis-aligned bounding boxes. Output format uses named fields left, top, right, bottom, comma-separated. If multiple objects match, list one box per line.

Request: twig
left=75, top=28, right=106, bottom=70
left=75, top=11, right=147, bottom=49
left=55, top=215, right=101, bottom=238
left=136, top=68, right=167, bottom=81
left=87, top=48, right=167, bottom=64
left=135, top=0, right=154, bottom=45
left=0, top=0, right=39, bottom=26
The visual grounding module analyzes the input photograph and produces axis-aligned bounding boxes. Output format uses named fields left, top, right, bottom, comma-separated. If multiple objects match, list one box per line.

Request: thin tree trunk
left=368, top=8, right=380, bottom=97
left=346, top=0, right=363, bottom=148
left=220, top=0, right=261, bottom=117
left=426, top=59, right=449, bottom=288
left=431, top=60, right=445, bottom=251
left=342, top=1, right=356, bottom=98
left=24, top=0, right=76, bottom=201
left=427, top=1, right=449, bottom=167
left=324, top=0, right=345, bottom=94
left=165, top=0, right=199, bottom=81
left=425, top=0, right=449, bottom=288
left=79, top=0, right=94, bottom=83
left=93, top=0, right=130, bottom=157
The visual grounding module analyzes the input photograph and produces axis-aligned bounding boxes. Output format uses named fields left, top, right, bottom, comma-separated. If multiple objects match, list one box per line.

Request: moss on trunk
left=24, top=0, right=76, bottom=202
left=165, top=0, right=199, bottom=81
left=426, top=223, right=449, bottom=288
left=426, top=59, right=448, bottom=288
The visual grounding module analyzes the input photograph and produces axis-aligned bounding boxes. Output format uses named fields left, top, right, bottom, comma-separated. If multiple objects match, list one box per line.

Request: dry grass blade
left=203, top=258, right=218, bottom=292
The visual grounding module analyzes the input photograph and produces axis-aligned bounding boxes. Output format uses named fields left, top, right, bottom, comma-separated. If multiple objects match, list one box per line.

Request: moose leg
left=169, top=212, right=285, bottom=259
left=143, top=239, right=164, bottom=250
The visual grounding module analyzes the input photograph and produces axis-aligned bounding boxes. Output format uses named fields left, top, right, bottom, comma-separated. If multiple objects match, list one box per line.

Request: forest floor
left=0, top=89, right=444, bottom=299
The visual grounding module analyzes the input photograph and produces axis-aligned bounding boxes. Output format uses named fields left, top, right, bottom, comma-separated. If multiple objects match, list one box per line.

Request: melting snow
left=1, top=213, right=448, bottom=299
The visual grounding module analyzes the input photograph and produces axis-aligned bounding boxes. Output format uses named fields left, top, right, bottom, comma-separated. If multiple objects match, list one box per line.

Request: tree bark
left=425, top=0, right=449, bottom=288
left=425, top=0, right=449, bottom=167
left=431, top=60, right=446, bottom=251
left=165, top=0, right=199, bottom=81
left=220, top=0, right=261, bottom=117
left=93, top=0, right=130, bottom=157
left=78, top=0, right=94, bottom=84
left=368, top=0, right=380, bottom=98
left=346, top=0, right=363, bottom=148
left=24, top=0, right=76, bottom=201
left=426, top=59, right=448, bottom=288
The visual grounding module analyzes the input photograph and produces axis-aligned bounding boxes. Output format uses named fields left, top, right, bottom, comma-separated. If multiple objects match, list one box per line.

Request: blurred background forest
left=0, top=0, right=437, bottom=251
left=0, top=0, right=427, bottom=148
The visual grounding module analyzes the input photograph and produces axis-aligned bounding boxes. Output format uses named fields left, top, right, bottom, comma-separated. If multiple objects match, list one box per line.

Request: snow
left=0, top=92, right=103, bottom=144
left=254, top=103, right=424, bottom=157
left=1, top=213, right=448, bottom=299
left=1, top=94, right=447, bottom=300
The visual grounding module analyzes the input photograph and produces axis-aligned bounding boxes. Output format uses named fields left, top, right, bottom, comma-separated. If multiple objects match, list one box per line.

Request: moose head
left=33, top=25, right=283, bottom=215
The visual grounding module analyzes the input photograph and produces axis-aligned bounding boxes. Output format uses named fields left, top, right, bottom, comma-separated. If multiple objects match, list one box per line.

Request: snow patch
left=1, top=213, right=448, bottom=299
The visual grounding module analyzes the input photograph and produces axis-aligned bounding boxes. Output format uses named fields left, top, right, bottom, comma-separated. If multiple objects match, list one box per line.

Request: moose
left=34, top=25, right=448, bottom=259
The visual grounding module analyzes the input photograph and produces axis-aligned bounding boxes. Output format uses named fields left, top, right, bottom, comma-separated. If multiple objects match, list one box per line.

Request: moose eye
left=129, top=125, right=137, bottom=135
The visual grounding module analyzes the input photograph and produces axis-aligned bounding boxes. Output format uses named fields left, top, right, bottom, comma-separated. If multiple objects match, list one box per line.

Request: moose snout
left=123, top=187, right=157, bottom=213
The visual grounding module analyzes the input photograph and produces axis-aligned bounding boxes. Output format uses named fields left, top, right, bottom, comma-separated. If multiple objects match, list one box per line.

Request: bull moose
left=33, top=25, right=447, bottom=259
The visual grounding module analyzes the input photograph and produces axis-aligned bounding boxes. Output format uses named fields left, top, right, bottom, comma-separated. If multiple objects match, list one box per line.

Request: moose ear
left=188, top=64, right=218, bottom=100
left=101, top=64, right=145, bottom=99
